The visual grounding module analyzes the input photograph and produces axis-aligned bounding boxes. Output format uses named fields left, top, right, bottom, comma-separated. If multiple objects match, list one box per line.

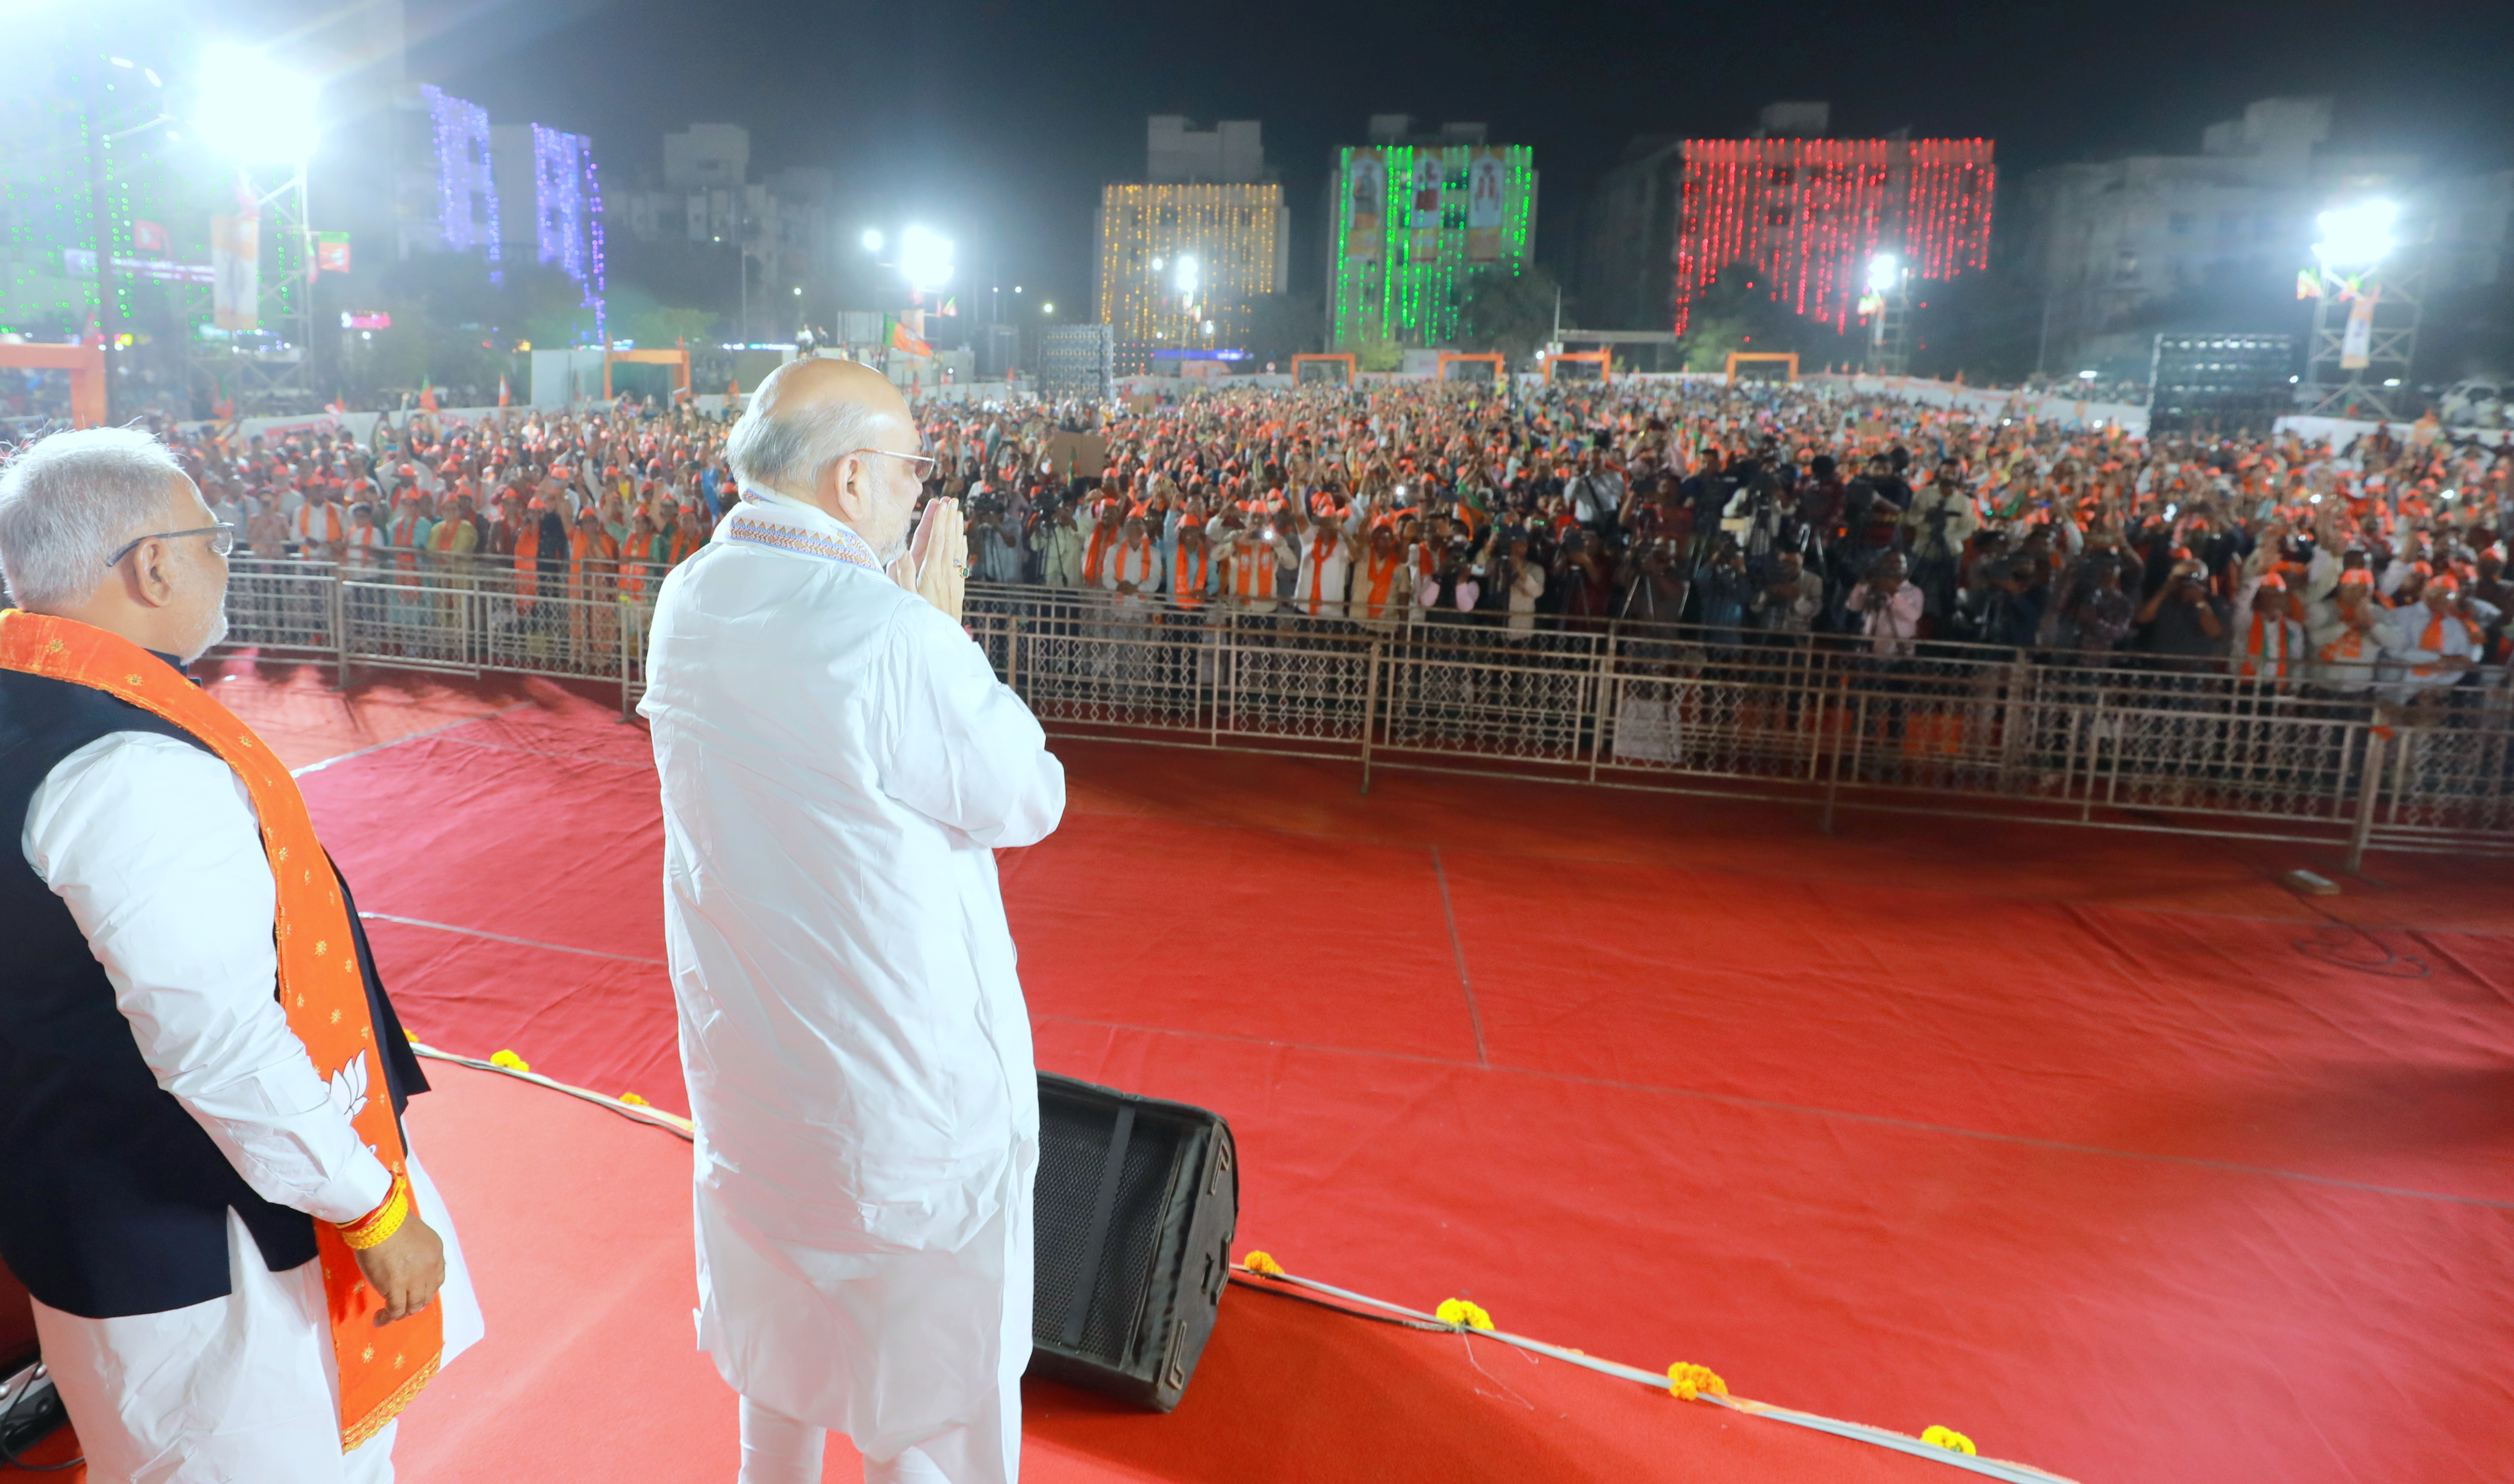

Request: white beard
left=178, top=584, right=231, bottom=665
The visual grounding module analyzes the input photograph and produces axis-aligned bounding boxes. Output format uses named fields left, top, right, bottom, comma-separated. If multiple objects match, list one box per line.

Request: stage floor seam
left=286, top=701, right=536, bottom=777
left=1057, top=803, right=2503, bottom=937
left=1428, top=847, right=1492, bottom=1068
left=1037, top=1013, right=2514, bottom=1212
left=360, top=911, right=671, bottom=966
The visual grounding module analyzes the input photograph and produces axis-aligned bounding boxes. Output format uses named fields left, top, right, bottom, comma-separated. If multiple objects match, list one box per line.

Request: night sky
left=404, top=0, right=2514, bottom=308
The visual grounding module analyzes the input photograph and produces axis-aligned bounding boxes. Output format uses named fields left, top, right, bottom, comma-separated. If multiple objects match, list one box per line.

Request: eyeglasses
left=105, top=524, right=236, bottom=568
left=848, top=447, right=938, bottom=477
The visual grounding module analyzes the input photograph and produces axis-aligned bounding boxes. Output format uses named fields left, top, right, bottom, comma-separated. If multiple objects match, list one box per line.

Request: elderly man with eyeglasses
left=0, top=427, right=481, bottom=1480
left=641, top=357, right=1063, bottom=1484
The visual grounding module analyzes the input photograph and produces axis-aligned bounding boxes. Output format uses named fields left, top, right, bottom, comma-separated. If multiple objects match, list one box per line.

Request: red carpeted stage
left=33, top=659, right=2513, bottom=1483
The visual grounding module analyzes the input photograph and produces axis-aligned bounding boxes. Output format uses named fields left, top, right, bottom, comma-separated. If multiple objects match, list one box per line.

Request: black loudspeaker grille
left=1030, top=1074, right=1236, bottom=1411
left=1036, top=1111, right=1179, bottom=1360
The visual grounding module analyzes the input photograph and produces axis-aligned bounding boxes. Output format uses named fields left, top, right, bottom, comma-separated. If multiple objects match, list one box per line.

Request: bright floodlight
left=898, top=225, right=954, bottom=292
left=861, top=228, right=884, bottom=252
left=1865, top=253, right=1902, bottom=294
left=1175, top=255, right=1199, bottom=295
left=1041, top=302, right=1054, bottom=315
left=196, top=43, right=319, bottom=163
left=2313, top=200, right=2397, bottom=269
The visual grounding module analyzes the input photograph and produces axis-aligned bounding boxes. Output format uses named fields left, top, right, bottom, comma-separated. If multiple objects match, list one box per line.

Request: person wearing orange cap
left=557, top=504, right=614, bottom=667
left=2228, top=575, right=2307, bottom=683
left=1286, top=492, right=1361, bottom=622
left=2309, top=570, right=2398, bottom=693
left=1209, top=505, right=1288, bottom=617
left=1352, top=519, right=1415, bottom=632
left=616, top=509, right=666, bottom=606
left=289, top=482, right=346, bottom=560
left=2385, top=572, right=2485, bottom=702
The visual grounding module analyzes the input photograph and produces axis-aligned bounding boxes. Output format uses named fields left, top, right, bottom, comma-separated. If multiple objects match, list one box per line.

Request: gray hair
left=0, top=427, right=189, bottom=611
left=725, top=359, right=893, bottom=500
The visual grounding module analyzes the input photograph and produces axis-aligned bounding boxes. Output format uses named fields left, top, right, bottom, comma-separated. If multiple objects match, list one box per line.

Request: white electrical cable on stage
left=405, top=1043, right=2069, bottom=1480
left=1229, top=1263, right=2077, bottom=1484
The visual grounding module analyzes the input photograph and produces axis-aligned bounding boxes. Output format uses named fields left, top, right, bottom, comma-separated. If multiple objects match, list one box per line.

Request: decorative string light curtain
left=1096, top=182, right=1282, bottom=366
left=424, top=86, right=500, bottom=277
left=1670, top=138, right=1993, bottom=334
left=530, top=124, right=605, bottom=340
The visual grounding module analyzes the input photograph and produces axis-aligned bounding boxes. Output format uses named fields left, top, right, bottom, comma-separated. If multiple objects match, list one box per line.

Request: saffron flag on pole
left=888, top=317, right=933, bottom=358
left=419, top=378, right=439, bottom=413
left=498, top=374, right=511, bottom=407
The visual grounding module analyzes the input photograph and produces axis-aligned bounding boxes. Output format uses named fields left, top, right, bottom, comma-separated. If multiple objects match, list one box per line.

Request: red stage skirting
left=61, top=663, right=2505, bottom=1482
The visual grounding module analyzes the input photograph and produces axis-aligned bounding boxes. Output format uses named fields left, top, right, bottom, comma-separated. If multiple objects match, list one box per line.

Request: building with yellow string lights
left=1094, top=117, right=1290, bottom=376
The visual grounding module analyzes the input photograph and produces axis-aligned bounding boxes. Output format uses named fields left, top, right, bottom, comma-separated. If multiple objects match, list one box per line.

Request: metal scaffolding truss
left=2301, top=241, right=2425, bottom=422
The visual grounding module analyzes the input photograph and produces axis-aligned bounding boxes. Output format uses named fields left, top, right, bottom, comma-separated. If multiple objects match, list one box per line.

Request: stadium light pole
left=2303, top=198, right=2419, bottom=422
left=1864, top=252, right=1912, bottom=377
left=195, top=42, right=321, bottom=409
left=898, top=226, right=954, bottom=294
left=81, top=52, right=120, bottom=420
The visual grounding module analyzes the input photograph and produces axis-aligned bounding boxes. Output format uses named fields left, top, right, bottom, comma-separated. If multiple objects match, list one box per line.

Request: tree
left=1451, top=263, right=1562, bottom=366
left=338, top=254, right=596, bottom=406
left=1343, top=320, right=1405, bottom=373
left=606, top=282, right=722, bottom=351
left=1677, top=261, right=1852, bottom=372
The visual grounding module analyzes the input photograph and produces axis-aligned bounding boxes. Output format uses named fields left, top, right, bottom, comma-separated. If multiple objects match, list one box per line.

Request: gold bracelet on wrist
left=338, top=1172, right=411, bottom=1250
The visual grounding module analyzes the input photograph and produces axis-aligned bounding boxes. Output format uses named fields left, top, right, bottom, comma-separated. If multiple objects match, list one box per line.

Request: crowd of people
left=149, top=372, right=2514, bottom=707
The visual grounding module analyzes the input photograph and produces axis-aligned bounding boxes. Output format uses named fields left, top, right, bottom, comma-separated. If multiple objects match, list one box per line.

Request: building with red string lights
left=1578, top=104, right=1994, bottom=345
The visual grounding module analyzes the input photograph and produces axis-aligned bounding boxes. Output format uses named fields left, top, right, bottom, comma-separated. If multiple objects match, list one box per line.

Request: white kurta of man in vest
left=639, top=359, right=1064, bottom=1484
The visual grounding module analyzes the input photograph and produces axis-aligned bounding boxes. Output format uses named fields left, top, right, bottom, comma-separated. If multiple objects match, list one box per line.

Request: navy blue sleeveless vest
left=0, top=664, right=426, bottom=1319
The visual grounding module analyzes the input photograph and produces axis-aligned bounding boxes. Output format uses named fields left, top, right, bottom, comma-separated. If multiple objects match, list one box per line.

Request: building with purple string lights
left=392, top=84, right=604, bottom=341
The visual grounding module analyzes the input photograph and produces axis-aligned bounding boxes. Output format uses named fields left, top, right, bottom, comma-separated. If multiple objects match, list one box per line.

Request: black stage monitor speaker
left=1030, top=1073, right=1237, bottom=1411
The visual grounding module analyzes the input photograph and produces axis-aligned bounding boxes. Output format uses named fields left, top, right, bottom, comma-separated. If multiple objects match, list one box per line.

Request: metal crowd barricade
left=223, top=550, right=667, bottom=719
left=222, top=556, right=341, bottom=658
left=212, top=565, right=2514, bottom=860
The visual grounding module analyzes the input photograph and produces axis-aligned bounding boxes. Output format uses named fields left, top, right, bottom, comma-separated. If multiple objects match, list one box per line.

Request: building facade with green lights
left=1326, top=121, right=1536, bottom=353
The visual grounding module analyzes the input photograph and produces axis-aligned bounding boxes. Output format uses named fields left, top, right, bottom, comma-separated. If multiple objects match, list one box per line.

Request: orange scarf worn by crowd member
left=387, top=512, right=426, bottom=582
left=293, top=502, right=345, bottom=548
left=1082, top=521, right=1118, bottom=586
left=0, top=609, right=442, bottom=1450
left=511, top=514, right=542, bottom=608
left=1172, top=540, right=1209, bottom=607
left=2237, top=610, right=2299, bottom=679
left=1361, top=546, right=1405, bottom=621
left=2415, top=611, right=2477, bottom=677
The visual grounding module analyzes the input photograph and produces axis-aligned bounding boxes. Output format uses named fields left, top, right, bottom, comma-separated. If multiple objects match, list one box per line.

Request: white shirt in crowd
left=1846, top=578, right=1925, bottom=656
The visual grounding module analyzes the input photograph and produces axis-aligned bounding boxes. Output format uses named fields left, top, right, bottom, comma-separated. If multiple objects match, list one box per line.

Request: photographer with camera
left=1844, top=551, right=1924, bottom=658
left=965, top=499, right=1022, bottom=586
left=2135, top=554, right=2227, bottom=665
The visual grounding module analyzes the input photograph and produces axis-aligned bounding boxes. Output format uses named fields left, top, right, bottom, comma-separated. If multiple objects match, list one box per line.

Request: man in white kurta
left=639, top=359, right=1065, bottom=1484
left=0, top=427, right=480, bottom=1482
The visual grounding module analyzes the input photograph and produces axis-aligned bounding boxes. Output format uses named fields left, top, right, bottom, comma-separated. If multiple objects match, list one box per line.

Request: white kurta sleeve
left=23, top=732, right=394, bottom=1225
left=877, top=603, right=1066, bottom=848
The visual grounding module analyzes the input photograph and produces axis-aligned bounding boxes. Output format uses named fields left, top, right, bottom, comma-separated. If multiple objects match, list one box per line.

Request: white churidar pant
left=29, top=1150, right=480, bottom=1484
